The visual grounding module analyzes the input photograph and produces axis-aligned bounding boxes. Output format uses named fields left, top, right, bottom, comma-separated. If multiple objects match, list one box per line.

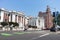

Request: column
left=17, top=16, right=18, bottom=23
left=12, top=14, right=15, bottom=22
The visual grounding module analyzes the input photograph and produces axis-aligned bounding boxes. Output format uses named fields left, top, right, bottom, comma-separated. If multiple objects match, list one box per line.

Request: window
left=38, top=20, right=40, bottom=25
left=8, top=14, right=10, bottom=16
left=35, top=21, right=36, bottom=26
left=4, top=12, right=8, bottom=16
left=16, top=15, right=17, bottom=16
left=5, top=19, right=7, bottom=22
left=6, top=14, right=7, bottom=16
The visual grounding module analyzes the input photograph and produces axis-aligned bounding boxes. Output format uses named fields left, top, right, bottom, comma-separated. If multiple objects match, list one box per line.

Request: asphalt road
left=0, top=30, right=60, bottom=40
left=35, top=32, right=60, bottom=40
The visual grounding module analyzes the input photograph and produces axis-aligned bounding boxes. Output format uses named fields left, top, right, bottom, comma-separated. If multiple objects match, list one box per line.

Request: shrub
left=28, top=25, right=37, bottom=28
left=1, top=22, right=8, bottom=27
left=28, top=25, right=31, bottom=28
left=8, top=22, right=14, bottom=26
left=13, top=22, right=19, bottom=27
left=32, top=26, right=37, bottom=28
left=8, top=22, right=19, bottom=27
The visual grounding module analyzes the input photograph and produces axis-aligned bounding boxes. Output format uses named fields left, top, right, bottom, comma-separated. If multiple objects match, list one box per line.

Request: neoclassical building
left=0, top=8, right=28, bottom=30
left=0, top=6, right=54, bottom=30
left=28, top=16, right=45, bottom=30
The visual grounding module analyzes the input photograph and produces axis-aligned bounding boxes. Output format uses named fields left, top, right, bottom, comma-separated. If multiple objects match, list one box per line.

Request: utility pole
left=53, top=8, right=57, bottom=27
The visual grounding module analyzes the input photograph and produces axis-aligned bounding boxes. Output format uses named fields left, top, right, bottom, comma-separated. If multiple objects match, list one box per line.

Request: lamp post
left=54, top=8, right=59, bottom=30
left=54, top=8, right=59, bottom=27
left=54, top=8, right=57, bottom=27
left=53, top=8, right=57, bottom=27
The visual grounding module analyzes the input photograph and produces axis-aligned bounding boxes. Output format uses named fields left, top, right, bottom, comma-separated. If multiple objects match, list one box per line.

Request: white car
left=50, top=25, right=60, bottom=32
left=56, top=25, right=60, bottom=30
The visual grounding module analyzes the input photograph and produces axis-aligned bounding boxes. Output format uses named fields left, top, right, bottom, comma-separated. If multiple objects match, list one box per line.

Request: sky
left=0, top=0, right=60, bottom=17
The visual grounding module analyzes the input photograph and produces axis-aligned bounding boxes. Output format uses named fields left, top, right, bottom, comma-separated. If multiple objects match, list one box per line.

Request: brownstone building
left=38, top=6, right=54, bottom=29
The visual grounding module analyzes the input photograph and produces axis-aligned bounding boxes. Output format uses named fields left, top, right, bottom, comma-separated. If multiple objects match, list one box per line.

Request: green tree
left=1, top=22, right=8, bottom=27
left=13, top=22, right=19, bottom=27
left=57, top=14, right=60, bottom=26
left=8, top=22, right=14, bottom=30
left=53, top=18, right=56, bottom=24
left=8, top=22, right=14, bottom=26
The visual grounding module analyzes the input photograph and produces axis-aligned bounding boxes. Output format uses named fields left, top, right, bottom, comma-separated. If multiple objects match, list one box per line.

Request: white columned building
left=0, top=8, right=5, bottom=22
left=0, top=8, right=46, bottom=31
left=12, top=14, right=15, bottom=22
left=38, top=17, right=45, bottom=30
left=17, top=12, right=25, bottom=30
left=0, top=8, right=10, bottom=22
left=28, top=17, right=45, bottom=30
left=17, top=16, right=18, bottom=23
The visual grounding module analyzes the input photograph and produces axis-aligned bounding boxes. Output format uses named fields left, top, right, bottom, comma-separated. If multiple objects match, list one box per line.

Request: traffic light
left=53, top=12, right=55, bottom=17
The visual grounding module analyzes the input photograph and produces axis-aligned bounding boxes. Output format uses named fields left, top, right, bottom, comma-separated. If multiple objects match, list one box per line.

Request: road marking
left=32, top=33, right=50, bottom=40
left=14, top=32, right=31, bottom=35
left=25, top=32, right=32, bottom=33
left=1, top=33, right=12, bottom=36
left=0, top=32, right=31, bottom=36
left=14, top=32, right=25, bottom=34
left=39, top=33, right=50, bottom=37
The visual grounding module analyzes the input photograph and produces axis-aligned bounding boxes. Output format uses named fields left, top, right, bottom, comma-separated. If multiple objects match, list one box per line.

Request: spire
left=46, top=5, right=51, bottom=12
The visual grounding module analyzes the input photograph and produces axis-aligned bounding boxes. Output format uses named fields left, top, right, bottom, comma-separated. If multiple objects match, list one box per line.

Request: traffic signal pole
left=54, top=8, right=58, bottom=28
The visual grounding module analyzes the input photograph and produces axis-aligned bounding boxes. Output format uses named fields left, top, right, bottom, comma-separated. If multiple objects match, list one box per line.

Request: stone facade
left=38, top=6, right=54, bottom=29
left=0, top=8, right=29, bottom=30
left=28, top=17, right=45, bottom=30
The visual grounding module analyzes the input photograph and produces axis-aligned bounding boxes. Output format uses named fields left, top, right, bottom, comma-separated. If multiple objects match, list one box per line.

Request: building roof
left=38, top=11, right=46, bottom=17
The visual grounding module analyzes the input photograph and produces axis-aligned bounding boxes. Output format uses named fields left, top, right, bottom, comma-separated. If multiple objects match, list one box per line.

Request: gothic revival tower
left=46, top=5, right=53, bottom=29
left=38, top=5, right=53, bottom=29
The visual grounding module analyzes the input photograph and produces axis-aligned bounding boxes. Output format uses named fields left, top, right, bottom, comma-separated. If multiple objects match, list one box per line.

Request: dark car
left=50, top=26, right=57, bottom=32
left=50, top=25, right=60, bottom=32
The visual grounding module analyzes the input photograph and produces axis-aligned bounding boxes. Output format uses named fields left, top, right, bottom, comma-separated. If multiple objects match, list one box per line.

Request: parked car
left=56, top=25, right=60, bottom=30
left=50, top=26, right=57, bottom=32
left=50, top=25, right=60, bottom=32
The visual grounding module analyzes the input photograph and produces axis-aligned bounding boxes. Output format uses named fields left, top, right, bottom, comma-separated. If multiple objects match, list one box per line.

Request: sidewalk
left=0, top=29, right=50, bottom=32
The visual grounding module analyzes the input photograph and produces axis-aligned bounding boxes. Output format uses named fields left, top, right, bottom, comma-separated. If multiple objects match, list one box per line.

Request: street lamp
left=53, top=8, right=59, bottom=29
left=54, top=8, right=57, bottom=27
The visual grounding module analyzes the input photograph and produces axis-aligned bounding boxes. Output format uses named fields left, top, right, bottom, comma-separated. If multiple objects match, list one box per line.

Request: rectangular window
left=38, top=20, right=40, bottom=25
left=35, top=22, right=36, bottom=26
left=6, top=14, right=7, bottom=16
